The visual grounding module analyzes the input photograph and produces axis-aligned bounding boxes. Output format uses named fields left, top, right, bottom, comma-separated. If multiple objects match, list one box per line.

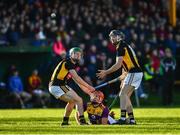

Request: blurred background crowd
left=0, top=0, right=180, bottom=108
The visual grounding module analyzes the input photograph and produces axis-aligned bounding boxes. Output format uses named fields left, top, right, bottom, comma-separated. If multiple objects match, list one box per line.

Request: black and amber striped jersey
left=116, top=41, right=142, bottom=73
left=49, top=58, right=75, bottom=86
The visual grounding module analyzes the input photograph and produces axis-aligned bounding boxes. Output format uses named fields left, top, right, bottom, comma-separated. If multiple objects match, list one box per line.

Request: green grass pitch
left=0, top=108, right=180, bottom=135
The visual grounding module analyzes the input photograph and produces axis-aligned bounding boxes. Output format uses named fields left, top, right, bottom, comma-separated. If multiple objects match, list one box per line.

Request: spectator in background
left=86, top=45, right=98, bottom=85
left=51, top=35, right=67, bottom=68
left=8, top=70, right=32, bottom=108
left=3, top=65, right=17, bottom=83
left=165, top=33, right=177, bottom=56
left=107, top=40, right=116, bottom=56
left=161, top=48, right=176, bottom=105
left=175, top=34, right=180, bottom=51
left=151, top=49, right=161, bottom=72
left=136, top=82, right=148, bottom=99
left=155, top=25, right=168, bottom=40
left=75, top=48, right=93, bottom=86
left=7, top=24, right=20, bottom=46
left=143, top=54, right=163, bottom=94
left=28, top=69, right=41, bottom=91
left=0, top=0, right=179, bottom=108
left=32, top=27, right=47, bottom=46
left=149, top=49, right=164, bottom=93
left=144, top=57, right=155, bottom=91
left=52, top=35, right=66, bottom=60
left=28, top=69, right=50, bottom=108
left=0, top=32, right=9, bottom=46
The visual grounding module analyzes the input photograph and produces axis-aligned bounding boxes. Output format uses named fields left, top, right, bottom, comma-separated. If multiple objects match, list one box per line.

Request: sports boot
left=61, top=121, right=70, bottom=126
left=116, top=119, right=126, bottom=125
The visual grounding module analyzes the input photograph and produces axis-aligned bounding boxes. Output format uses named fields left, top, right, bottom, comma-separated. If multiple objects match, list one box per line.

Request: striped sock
left=79, top=115, right=86, bottom=123
left=62, top=117, right=69, bottom=124
left=128, top=112, right=135, bottom=122
left=120, top=110, right=126, bottom=120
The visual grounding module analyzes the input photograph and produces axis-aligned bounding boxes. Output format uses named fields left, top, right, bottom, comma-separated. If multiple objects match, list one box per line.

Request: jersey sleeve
left=101, top=106, right=109, bottom=118
left=117, top=43, right=125, bottom=57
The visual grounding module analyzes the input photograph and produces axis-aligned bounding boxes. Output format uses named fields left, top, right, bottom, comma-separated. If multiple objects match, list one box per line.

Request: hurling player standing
left=49, top=47, right=95, bottom=126
left=96, top=30, right=143, bottom=124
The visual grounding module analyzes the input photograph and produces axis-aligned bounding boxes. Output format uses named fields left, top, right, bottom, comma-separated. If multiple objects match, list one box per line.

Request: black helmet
left=109, top=30, right=125, bottom=40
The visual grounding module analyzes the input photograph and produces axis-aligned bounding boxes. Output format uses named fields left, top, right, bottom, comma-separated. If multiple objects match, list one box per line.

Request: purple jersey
left=84, top=102, right=109, bottom=124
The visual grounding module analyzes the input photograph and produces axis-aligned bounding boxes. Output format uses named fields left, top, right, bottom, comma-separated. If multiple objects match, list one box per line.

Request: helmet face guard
left=69, top=47, right=83, bottom=57
left=90, top=91, right=104, bottom=103
left=109, top=30, right=125, bottom=44
left=69, top=47, right=83, bottom=64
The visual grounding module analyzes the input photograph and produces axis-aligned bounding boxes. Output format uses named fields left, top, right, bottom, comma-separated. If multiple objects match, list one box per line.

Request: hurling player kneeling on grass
left=76, top=91, right=117, bottom=125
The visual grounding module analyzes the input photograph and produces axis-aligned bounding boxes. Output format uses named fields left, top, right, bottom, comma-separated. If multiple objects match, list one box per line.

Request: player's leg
left=13, top=92, right=25, bottom=108
left=49, top=85, right=75, bottom=125
left=125, top=72, right=143, bottom=124
left=126, top=88, right=134, bottom=112
left=49, top=85, right=87, bottom=125
left=61, top=101, right=75, bottom=125
left=20, top=91, right=32, bottom=108
left=65, top=90, right=83, bottom=115
left=108, top=115, right=117, bottom=124
left=126, top=87, right=136, bottom=124
left=41, top=91, right=51, bottom=107
left=33, top=90, right=50, bottom=108
left=65, top=89, right=87, bottom=125
left=61, top=90, right=87, bottom=125
left=20, top=91, right=32, bottom=102
left=59, top=85, right=87, bottom=125
left=118, top=84, right=132, bottom=124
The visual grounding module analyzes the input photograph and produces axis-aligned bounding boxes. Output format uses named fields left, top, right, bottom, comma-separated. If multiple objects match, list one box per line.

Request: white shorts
left=108, top=115, right=117, bottom=124
left=49, top=85, right=72, bottom=99
left=123, top=72, right=143, bottom=90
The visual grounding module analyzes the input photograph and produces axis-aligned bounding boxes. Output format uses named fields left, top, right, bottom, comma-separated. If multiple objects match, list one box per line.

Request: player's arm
left=69, top=69, right=95, bottom=94
left=120, top=69, right=128, bottom=89
left=97, top=56, right=123, bottom=79
left=75, top=102, right=87, bottom=124
left=101, top=118, right=108, bottom=125
left=101, top=106, right=109, bottom=125
left=119, top=68, right=128, bottom=81
left=106, top=56, right=123, bottom=75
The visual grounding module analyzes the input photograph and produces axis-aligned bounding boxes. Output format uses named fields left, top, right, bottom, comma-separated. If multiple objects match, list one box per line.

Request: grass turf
left=0, top=108, right=180, bottom=134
